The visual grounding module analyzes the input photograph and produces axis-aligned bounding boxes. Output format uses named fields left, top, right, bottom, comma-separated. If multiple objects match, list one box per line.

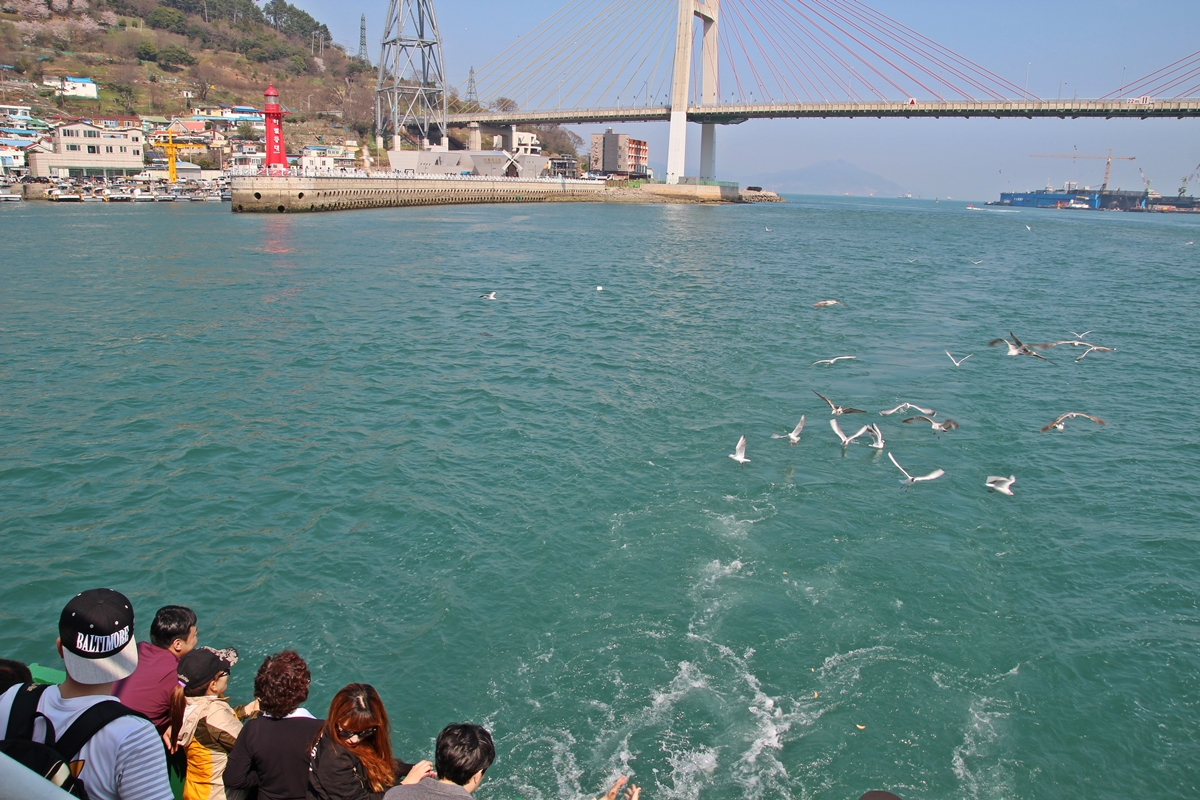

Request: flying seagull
left=831, top=418, right=870, bottom=446
left=989, top=332, right=1051, bottom=361
left=946, top=351, right=973, bottom=367
left=771, top=416, right=805, bottom=445
left=814, top=390, right=866, bottom=415
left=1029, top=339, right=1096, bottom=350
left=1075, top=345, right=1115, bottom=362
left=765, top=226, right=772, bottom=232
left=907, top=258, right=917, bottom=263
left=888, top=452, right=945, bottom=489
left=1070, top=330, right=1092, bottom=339
left=813, top=299, right=845, bottom=308
left=1041, top=412, right=1106, bottom=432
left=880, top=402, right=935, bottom=417
left=986, top=475, right=1016, bottom=495
left=903, top=415, right=959, bottom=434
left=971, top=259, right=984, bottom=265
left=480, top=291, right=497, bottom=300
left=1026, top=224, right=1032, bottom=231
left=863, top=423, right=885, bottom=450
left=813, top=356, right=856, bottom=365
left=729, top=435, right=750, bottom=467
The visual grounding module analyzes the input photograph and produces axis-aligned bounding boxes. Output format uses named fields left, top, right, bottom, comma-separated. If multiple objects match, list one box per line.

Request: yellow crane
left=1029, top=149, right=1135, bottom=191
left=152, top=132, right=208, bottom=183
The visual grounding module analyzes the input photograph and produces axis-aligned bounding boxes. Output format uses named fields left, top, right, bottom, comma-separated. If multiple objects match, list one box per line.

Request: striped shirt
left=0, top=683, right=173, bottom=800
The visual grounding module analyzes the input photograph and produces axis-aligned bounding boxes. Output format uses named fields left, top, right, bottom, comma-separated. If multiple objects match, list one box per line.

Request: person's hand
left=161, top=728, right=177, bottom=754
left=402, top=760, right=435, bottom=785
left=625, top=783, right=641, bottom=800
left=602, top=776, right=628, bottom=800
left=242, top=699, right=260, bottom=716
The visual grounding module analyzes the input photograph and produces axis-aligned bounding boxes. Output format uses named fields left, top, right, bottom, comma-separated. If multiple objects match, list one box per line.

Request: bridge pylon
left=376, top=0, right=448, bottom=151
left=668, top=0, right=719, bottom=184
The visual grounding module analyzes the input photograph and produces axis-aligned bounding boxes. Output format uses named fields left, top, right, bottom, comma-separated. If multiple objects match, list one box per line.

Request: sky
left=299, top=0, right=1200, bottom=199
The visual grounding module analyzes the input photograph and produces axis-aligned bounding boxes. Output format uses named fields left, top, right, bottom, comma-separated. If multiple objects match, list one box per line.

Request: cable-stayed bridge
left=429, top=0, right=1200, bottom=183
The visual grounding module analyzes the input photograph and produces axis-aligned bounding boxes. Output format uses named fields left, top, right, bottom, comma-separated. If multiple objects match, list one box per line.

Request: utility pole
left=359, top=15, right=368, bottom=63
left=464, top=66, right=478, bottom=109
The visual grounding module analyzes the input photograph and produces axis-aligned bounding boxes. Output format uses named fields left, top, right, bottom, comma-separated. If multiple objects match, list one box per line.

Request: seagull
left=480, top=291, right=497, bottom=300
left=1041, top=412, right=1106, bottom=432
left=765, top=226, right=772, bottom=232
left=986, top=475, right=1016, bottom=495
left=813, top=299, right=844, bottom=308
left=729, top=435, right=750, bottom=467
left=1075, top=345, right=1115, bottom=362
left=831, top=418, right=870, bottom=446
left=946, top=351, right=972, bottom=367
left=1029, top=339, right=1095, bottom=350
left=971, top=259, right=984, bottom=265
left=880, top=402, right=935, bottom=416
left=863, top=423, right=884, bottom=449
left=1026, top=224, right=1032, bottom=231
left=906, top=258, right=917, bottom=263
left=989, top=332, right=1051, bottom=361
left=1186, top=241, right=1194, bottom=245
left=1070, top=330, right=1092, bottom=339
left=888, top=452, right=945, bottom=489
left=771, top=416, right=805, bottom=445
left=814, top=390, right=866, bottom=415
left=903, top=415, right=959, bottom=434
left=813, top=356, right=855, bottom=365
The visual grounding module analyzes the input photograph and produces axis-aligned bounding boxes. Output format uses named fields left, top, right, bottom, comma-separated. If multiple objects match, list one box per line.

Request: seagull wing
left=843, top=406, right=867, bottom=414
left=1080, top=414, right=1106, bottom=425
left=791, top=417, right=805, bottom=437
left=988, top=338, right=1010, bottom=347
left=887, top=451, right=911, bottom=480
left=848, top=425, right=872, bottom=442
left=1041, top=413, right=1072, bottom=432
left=832, top=356, right=855, bottom=362
left=912, top=405, right=935, bottom=415
left=913, top=468, right=945, bottom=482
left=735, top=435, right=747, bottom=459
left=830, top=418, right=849, bottom=444
left=880, top=404, right=904, bottom=416
left=902, top=416, right=934, bottom=425
left=1009, top=331, right=1025, bottom=347
left=813, top=391, right=836, bottom=412
left=1070, top=331, right=1092, bottom=339
left=866, top=425, right=884, bottom=448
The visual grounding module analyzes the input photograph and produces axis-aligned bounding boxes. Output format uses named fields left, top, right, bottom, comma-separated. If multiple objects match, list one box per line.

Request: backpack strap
left=53, top=701, right=148, bottom=762
left=5, top=683, right=50, bottom=741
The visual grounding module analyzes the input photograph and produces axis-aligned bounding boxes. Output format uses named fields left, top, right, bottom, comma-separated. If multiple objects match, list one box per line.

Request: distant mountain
left=738, top=159, right=907, bottom=197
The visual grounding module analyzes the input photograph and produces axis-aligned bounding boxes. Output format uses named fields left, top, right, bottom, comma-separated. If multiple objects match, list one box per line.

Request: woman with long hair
left=307, top=684, right=432, bottom=800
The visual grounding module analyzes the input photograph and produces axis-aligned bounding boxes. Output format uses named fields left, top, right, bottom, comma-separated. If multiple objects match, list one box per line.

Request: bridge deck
left=448, top=99, right=1200, bottom=126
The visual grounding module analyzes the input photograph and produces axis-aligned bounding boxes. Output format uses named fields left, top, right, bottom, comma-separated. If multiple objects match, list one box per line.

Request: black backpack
left=1, top=683, right=148, bottom=800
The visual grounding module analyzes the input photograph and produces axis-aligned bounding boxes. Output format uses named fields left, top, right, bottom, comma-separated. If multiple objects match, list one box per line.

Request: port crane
left=1179, top=162, right=1200, bottom=197
left=1029, top=149, right=1135, bottom=191
left=151, top=132, right=207, bottom=183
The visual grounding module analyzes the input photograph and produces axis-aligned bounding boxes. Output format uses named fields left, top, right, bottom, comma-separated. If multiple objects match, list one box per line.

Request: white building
left=43, top=76, right=99, bottom=99
left=28, top=121, right=144, bottom=178
left=299, top=144, right=358, bottom=171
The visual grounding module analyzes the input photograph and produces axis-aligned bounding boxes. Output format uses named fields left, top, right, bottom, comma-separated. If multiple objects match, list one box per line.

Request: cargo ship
left=990, top=181, right=1200, bottom=212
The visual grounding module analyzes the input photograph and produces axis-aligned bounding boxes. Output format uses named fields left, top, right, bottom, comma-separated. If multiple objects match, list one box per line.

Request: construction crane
left=1179, top=161, right=1200, bottom=197
left=1029, top=149, right=1135, bottom=191
left=152, top=132, right=208, bottom=183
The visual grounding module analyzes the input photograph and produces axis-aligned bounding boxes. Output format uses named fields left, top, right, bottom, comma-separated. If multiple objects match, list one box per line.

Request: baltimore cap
left=59, top=588, right=138, bottom=684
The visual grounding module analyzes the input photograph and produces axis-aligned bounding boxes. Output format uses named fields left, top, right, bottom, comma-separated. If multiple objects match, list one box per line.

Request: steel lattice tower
left=375, top=0, right=447, bottom=149
left=464, top=66, right=478, bottom=108
left=359, top=15, right=368, bottom=62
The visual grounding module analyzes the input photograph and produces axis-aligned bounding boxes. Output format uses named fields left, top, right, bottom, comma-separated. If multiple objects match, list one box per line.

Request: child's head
left=436, top=723, right=495, bottom=792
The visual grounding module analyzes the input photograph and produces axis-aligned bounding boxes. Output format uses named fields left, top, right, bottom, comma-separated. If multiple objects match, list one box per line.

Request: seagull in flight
left=1026, top=224, right=1032, bottom=231
left=765, top=226, right=772, bottom=232
left=888, top=452, right=945, bottom=489
left=906, top=258, right=917, bottom=263
left=880, top=402, right=935, bottom=417
left=986, top=475, right=1016, bottom=496
left=771, top=416, right=805, bottom=445
left=863, top=423, right=884, bottom=449
left=480, top=291, right=497, bottom=300
left=1041, top=412, right=1106, bottom=432
left=903, top=415, right=959, bottom=434
left=945, top=351, right=972, bottom=367
left=830, top=418, right=870, bottom=446
left=1070, top=330, right=1092, bottom=339
left=1075, top=345, right=1115, bottom=362
left=971, top=259, right=984, bottom=265
left=989, top=332, right=1051, bottom=361
left=813, top=299, right=845, bottom=308
left=814, top=391, right=866, bottom=415
left=813, top=356, right=856, bottom=365
left=729, top=435, right=750, bottom=467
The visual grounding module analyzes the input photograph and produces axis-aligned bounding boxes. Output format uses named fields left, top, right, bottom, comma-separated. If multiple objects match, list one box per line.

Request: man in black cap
left=0, top=588, right=173, bottom=800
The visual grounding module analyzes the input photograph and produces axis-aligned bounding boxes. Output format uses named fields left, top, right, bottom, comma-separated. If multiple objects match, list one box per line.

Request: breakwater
left=230, top=172, right=754, bottom=212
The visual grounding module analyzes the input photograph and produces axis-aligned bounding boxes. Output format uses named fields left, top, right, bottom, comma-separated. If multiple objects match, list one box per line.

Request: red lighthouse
left=263, top=83, right=287, bottom=171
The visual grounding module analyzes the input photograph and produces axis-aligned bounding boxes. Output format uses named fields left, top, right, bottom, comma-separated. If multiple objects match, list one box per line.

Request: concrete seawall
left=231, top=174, right=607, bottom=213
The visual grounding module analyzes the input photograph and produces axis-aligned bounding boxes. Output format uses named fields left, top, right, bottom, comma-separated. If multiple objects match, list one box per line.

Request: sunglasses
left=337, top=725, right=378, bottom=744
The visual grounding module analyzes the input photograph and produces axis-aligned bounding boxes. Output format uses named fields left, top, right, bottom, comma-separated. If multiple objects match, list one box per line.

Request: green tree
left=236, top=121, right=255, bottom=140
left=157, top=44, right=196, bottom=68
left=146, top=7, right=187, bottom=34
left=112, top=83, right=136, bottom=114
left=135, top=41, right=158, bottom=62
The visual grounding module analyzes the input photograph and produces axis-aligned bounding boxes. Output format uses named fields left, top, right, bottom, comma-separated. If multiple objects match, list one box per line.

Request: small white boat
left=0, top=191, right=21, bottom=202
left=155, top=194, right=175, bottom=202
left=106, top=192, right=133, bottom=202
left=203, top=193, right=222, bottom=202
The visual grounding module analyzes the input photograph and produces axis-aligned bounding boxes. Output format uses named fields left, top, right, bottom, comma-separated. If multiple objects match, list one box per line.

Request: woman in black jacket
left=226, top=650, right=325, bottom=800
left=307, top=684, right=432, bottom=800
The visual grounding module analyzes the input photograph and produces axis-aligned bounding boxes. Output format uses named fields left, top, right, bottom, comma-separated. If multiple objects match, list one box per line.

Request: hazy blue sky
left=300, top=1, right=1200, bottom=199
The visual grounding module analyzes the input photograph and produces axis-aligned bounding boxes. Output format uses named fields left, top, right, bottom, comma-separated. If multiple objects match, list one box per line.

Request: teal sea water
left=2, top=198, right=1198, bottom=799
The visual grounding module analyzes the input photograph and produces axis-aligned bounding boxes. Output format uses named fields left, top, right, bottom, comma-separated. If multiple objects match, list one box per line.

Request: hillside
left=0, top=0, right=584, bottom=161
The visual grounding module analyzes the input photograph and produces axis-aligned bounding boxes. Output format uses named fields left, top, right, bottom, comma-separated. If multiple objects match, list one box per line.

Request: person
left=593, top=776, right=641, bottom=800
left=225, top=650, right=324, bottom=800
left=167, top=647, right=255, bottom=800
left=0, top=588, right=173, bottom=800
left=381, top=723, right=494, bottom=800
left=114, top=605, right=199, bottom=733
left=307, top=684, right=432, bottom=800
left=0, top=658, right=33, bottom=693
